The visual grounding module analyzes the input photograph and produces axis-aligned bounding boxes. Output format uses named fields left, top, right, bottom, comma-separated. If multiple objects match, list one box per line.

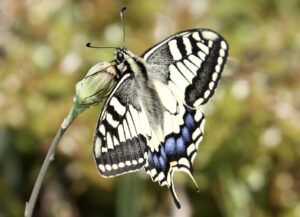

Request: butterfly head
left=115, top=48, right=133, bottom=64
left=115, top=48, right=126, bottom=63
left=114, top=48, right=135, bottom=71
left=114, top=48, right=143, bottom=77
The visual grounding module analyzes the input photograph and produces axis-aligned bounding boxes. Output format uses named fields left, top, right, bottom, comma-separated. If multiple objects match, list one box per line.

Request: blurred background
left=1, top=0, right=300, bottom=216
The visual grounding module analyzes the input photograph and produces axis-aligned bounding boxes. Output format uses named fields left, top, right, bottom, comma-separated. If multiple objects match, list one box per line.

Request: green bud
left=75, top=61, right=117, bottom=105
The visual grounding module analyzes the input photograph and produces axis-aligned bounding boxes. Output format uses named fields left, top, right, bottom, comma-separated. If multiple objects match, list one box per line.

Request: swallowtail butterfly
left=90, top=7, right=228, bottom=208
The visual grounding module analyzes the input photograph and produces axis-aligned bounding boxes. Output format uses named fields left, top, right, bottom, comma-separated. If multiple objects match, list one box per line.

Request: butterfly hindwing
left=144, top=81, right=205, bottom=207
left=142, top=28, right=228, bottom=108
left=93, top=73, right=149, bottom=177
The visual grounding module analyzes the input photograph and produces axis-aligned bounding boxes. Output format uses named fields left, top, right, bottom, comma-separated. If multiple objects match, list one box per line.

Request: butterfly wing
left=142, top=28, right=228, bottom=108
left=93, top=73, right=150, bottom=177
left=144, top=92, right=205, bottom=208
left=141, top=29, right=228, bottom=207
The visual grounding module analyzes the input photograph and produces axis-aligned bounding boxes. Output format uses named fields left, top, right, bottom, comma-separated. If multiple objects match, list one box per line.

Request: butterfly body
left=92, top=28, right=228, bottom=208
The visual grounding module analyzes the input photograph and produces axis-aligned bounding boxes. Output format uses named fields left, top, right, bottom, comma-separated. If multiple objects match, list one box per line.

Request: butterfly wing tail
left=169, top=180, right=181, bottom=209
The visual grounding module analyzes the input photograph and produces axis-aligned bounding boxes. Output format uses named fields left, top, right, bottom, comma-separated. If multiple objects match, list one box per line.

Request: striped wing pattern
left=141, top=29, right=228, bottom=207
left=93, top=74, right=149, bottom=177
left=143, top=28, right=228, bottom=108
left=93, top=28, right=228, bottom=208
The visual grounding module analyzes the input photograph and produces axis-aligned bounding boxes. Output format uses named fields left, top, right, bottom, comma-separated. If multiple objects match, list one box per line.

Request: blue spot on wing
left=165, top=137, right=176, bottom=160
left=159, top=156, right=167, bottom=172
left=185, top=113, right=195, bottom=130
left=160, top=147, right=167, bottom=162
left=176, top=137, right=185, bottom=156
left=182, top=127, right=191, bottom=143
left=153, top=154, right=161, bottom=170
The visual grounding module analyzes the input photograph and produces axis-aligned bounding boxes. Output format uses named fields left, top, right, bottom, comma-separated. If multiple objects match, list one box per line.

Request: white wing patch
left=94, top=137, right=102, bottom=158
left=118, top=125, right=125, bottom=143
left=183, top=36, right=192, bottom=55
left=201, top=30, right=219, bottom=40
left=168, top=40, right=182, bottom=61
left=188, top=55, right=202, bottom=67
left=153, top=81, right=177, bottom=114
left=176, top=62, right=194, bottom=83
left=110, top=97, right=126, bottom=116
left=197, top=42, right=209, bottom=54
left=192, top=31, right=201, bottom=41
left=106, top=113, right=119, bottom=128
left=169, top=64, right=190, bottom=89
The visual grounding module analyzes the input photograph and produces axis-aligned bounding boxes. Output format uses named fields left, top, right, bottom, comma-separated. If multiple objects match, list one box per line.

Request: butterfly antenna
left=86, top=42, right=117, bottom=49
left=120, top=6, right=127, bottom=49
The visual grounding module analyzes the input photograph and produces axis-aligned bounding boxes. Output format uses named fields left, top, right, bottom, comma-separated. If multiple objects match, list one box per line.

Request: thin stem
left=24, top=103, right=86, bottom=217
left=24, top=127, right=66, bottom=217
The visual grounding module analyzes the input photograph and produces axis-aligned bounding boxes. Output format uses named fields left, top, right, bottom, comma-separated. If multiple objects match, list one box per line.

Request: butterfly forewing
left=93, top=73, right=149, bottom=177
left=142, top=28, right=228, bottom=108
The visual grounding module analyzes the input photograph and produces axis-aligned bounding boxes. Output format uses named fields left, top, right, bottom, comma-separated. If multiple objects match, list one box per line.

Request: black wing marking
left=93, top=73, right=149, bottom=177
left=142, top=28, right=229, bottom=108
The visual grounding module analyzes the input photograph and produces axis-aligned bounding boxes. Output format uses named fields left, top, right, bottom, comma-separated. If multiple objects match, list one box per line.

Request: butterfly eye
left=116, top=52, right=124, bottom=62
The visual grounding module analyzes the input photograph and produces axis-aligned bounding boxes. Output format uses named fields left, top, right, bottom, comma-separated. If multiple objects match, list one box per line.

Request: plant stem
left=24, top=103, right=87, bottom=217
left=24, top=127, right=66, bottom=217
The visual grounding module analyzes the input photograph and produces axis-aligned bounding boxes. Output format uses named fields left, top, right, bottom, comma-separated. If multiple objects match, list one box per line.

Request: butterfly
left=90, top=7, right=228, bottom=208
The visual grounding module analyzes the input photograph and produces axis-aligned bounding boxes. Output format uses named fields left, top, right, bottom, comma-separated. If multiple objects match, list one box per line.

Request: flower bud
left=75, top=61, right=117, bottom=105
